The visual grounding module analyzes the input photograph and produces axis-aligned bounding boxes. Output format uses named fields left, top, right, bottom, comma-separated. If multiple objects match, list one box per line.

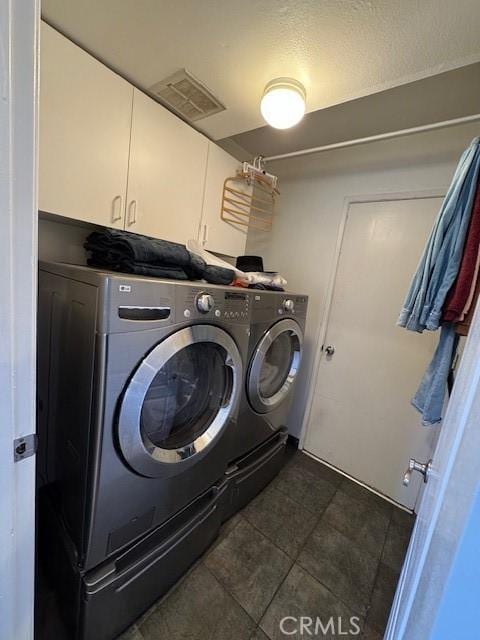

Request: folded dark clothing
left=87, top=257, right=189, bottom=280
left=248, top=283, right=285, bottom=291
left=189, top=252, right=208, bottom=279
left=84, top=229, right=235, bottom=285
left=202, top=264, right=236, bottom=285
left=85, top=229, right=192, bottom=266
left=87, top=248, right=191, bottom=278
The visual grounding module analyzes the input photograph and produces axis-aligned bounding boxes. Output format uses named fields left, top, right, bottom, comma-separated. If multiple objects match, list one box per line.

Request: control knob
left=196, top=293, right=214, bottom=313
left=283, top=299, right=295, bottom=312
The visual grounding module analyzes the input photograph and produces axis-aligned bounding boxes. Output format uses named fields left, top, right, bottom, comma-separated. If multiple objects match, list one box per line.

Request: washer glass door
left=248, top=319, right=303, bottom=414
left=118, top=325, right=242, bottom=477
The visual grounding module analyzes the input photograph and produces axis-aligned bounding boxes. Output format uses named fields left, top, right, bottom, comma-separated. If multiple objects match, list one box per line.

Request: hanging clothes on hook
left=398, top=137, right=480, bottom=332
left=442, top=180, right=480, bottom=322
left=398, top=137, right=480, bottom=425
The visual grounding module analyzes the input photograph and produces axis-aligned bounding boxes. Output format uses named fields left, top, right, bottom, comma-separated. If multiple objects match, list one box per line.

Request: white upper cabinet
left=126, top=89, right=209, bottom=244
left=39, top=23, right=133, bottom=228
left=199, top=143, right=247, bottom=257
left=39, top=25, right=245, bottom=252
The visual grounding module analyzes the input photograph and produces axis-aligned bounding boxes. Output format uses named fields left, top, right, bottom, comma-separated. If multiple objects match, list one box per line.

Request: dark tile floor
left=120, top=451, right=414, bottom=640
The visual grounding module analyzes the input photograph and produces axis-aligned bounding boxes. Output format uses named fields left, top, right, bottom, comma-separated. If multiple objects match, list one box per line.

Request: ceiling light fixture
left=260, top=78, right=306, bottom=129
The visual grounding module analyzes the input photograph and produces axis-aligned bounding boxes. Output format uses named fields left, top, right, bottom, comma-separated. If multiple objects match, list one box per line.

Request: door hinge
left=14, top=434, right=38, bottom=462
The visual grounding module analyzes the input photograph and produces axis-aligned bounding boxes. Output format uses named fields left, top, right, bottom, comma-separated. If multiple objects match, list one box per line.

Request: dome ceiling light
left=260, top=78, right=306, bottom=129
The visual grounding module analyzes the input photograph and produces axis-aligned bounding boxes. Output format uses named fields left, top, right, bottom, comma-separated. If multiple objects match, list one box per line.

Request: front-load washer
left=222, top=291, right=308, bottom=518
left=235, top=290, right=308, bottom=459
left=37, top=262, right=250, bottom=574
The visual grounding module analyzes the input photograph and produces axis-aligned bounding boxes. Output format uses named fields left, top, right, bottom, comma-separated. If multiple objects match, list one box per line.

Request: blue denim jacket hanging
left=398, top=137, right=480, bottom=333
left=398, top=137, right=480, bottom=425
left=411, top=323, right=457, bottom=425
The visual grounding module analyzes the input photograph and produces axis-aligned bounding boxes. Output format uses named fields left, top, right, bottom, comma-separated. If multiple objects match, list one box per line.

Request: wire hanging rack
left=221, top=156, right=279, bottom=231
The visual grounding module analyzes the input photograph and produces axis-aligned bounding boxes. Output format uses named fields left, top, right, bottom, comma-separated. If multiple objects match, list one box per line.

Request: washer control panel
left=221, top=291, right=250, bottom=321
left=196, top=292, right=215, bottom=313
left=177, top=287, right=250, bottom=323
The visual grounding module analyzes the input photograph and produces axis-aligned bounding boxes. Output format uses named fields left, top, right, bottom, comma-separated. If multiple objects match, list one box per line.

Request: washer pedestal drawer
left=222, top=427, right=288, bottom=521
left=38, top=482, right=227, bottom=640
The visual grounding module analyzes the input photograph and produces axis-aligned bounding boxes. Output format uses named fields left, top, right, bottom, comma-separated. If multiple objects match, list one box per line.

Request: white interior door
left=386, top=296, right=480, bottom=639
left=304, top=196, right=442, bottom=508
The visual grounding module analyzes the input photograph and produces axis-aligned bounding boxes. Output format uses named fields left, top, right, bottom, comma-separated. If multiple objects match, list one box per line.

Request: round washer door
left=247, top=318, right=303, bottom=414
left=118, top=325, right=242, bottom=478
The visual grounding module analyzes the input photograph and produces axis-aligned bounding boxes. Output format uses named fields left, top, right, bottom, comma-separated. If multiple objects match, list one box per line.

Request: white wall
left=38, top=215, right=93, bottom=264
left=37, top=216, right=239, bottom=266
left=246, top=122, right=480, bottom=438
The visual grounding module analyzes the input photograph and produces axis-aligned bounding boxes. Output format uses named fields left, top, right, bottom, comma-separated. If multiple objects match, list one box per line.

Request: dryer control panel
left=277, top=295, right=308, bottom=319
left=251, top=291, right=308, bottom=324
left=176, top=286, right=250, bottom=323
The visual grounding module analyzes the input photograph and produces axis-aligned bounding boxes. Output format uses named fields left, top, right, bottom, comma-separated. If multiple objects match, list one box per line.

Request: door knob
left=403, top=458, right=432, bottom=486
left=324, top=345, right=335, bottom=357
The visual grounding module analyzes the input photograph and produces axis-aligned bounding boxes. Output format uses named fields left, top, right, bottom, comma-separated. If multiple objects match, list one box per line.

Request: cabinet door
left=199, top=143, right=247, bottom=257
left=39, top=23, right=133, bottom=228
left=126, top=89, right=208, bottom=244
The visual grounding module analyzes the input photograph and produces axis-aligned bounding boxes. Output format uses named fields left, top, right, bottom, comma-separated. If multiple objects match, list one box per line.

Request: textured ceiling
left=220, top=62, right=480, bottom=160
left=42, top=0, right=480, bottom=140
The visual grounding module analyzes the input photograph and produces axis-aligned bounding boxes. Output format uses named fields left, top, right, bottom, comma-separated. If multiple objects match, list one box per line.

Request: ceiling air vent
left=149, top=69, right=225, bottom=122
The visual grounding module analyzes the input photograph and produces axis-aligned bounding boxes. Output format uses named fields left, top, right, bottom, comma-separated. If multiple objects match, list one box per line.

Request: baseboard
left=287, top=434, right=299, bottom=448
left=300, top=449, right=414, bottom=514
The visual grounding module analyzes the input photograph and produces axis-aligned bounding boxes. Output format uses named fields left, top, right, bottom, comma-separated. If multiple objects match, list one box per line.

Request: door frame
left=299, top=189, right=446, bottom=457
left=0, top=1, right=39, bottom=639
left=386, top=275, right=480, bottom=638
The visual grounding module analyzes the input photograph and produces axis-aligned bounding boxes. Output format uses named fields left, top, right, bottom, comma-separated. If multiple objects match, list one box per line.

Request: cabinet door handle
left=202, top=223, right=208, bottom=245
left=127, top=200, right=137, bottom=226
left=111, top=195, right=123, bottom=223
